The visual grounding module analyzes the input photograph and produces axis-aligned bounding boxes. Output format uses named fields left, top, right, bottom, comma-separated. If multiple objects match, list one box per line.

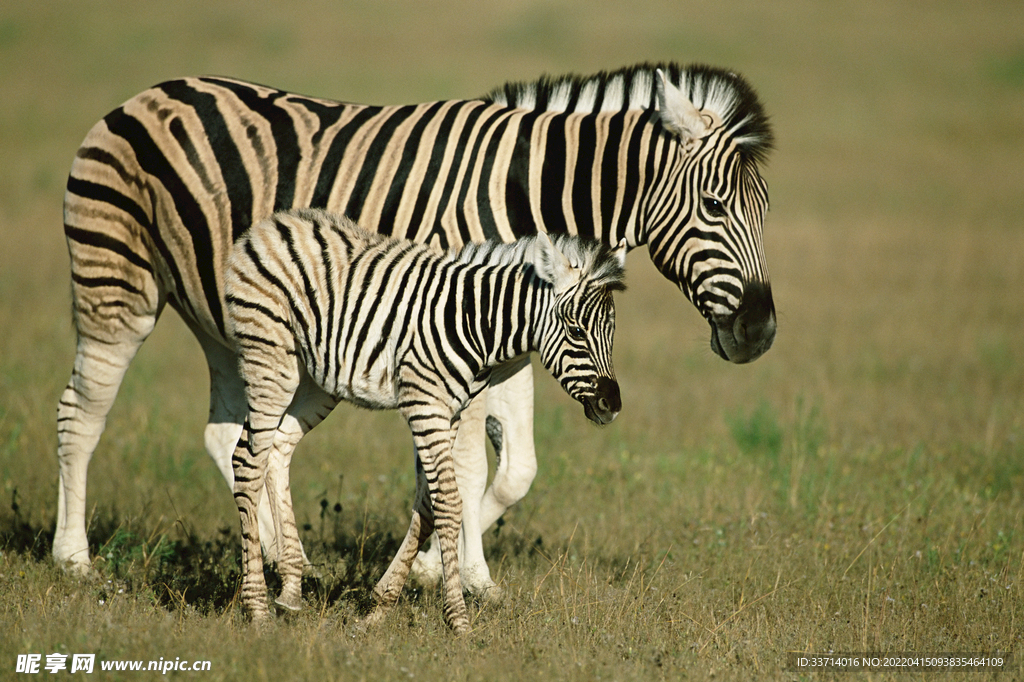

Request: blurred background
left=1, top=0, right=1022, bottom=590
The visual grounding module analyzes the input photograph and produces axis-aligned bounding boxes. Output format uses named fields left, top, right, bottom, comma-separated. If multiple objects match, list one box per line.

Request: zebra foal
left=224, top=208, right=626, bottom=632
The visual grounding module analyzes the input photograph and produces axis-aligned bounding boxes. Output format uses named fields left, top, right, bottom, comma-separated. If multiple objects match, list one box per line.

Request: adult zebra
left=56, top=63, right=776, bottom=593
left=225, top=208, right=626, bottom=631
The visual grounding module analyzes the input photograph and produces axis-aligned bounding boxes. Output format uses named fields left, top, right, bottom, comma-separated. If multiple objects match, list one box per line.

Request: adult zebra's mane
left=451, top=234, right=626, bottom=293
left=483, top=62, right=773, bottom=166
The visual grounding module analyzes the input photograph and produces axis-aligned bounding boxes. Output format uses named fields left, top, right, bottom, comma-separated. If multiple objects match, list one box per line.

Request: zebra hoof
left=447, top=614, right=470, bottom=636
left=57, top=558, right=97, bottom=578
left=358, top=606, right=389, bottom=631
left=275, top=594, right=303, bottom=613
left=473, top=582, right=504, bottom=604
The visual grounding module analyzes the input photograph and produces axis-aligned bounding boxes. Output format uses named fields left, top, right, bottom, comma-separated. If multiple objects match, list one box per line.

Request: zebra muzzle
left=708, top=280, right=776, bottom=364
left=582, top=376, right=621, bottom=425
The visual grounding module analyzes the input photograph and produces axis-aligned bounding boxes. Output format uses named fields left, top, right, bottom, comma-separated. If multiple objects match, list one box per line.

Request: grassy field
left=2, top=0, right=1023, bottom=679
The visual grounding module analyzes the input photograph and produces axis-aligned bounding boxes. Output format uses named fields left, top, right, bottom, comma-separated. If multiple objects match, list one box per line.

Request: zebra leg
left=478, top=358, right=537, bottom=531
left=410, top=391, right=495, bottom=595
left=407, top=493, right=443, bottom=585
left=411, top=360, right=534, bottom=600
left=233, top=345, right=301, bottom=622
left=261, top=425, right=303, bottom=613
left=195, top=331, right=313, bottom=570
left=265, top=376, right=338, bottom=613
left=55, top=316, right=158, bottom=572
left=232, top=420, right=272, bottom=622
left=417, top=413, right=469, bottom=633
left=196, top=334, right=277, bottom=558
left=366, top=460, right=435, bottom=627
left=429, top=443, right=470, bottom=632
left=57, top=126, right=165, bottom=573
left=451, top=405, right=500, bottom=600
left=379, top=397, right=468, bottom=633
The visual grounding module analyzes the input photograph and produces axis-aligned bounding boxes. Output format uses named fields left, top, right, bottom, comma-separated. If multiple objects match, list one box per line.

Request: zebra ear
left=534, top=231, right=579, bottom=293
left=655, top=69, right=709, bottom=143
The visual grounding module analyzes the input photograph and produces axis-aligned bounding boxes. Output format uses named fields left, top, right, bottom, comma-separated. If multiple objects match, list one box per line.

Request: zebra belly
left=312, top=350, right=402, bottom=411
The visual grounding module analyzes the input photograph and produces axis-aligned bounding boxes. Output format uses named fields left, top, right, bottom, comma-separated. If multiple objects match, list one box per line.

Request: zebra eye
left=567, top=324, right=586, bottom=341
left=702, top=196, right=727, bottom=218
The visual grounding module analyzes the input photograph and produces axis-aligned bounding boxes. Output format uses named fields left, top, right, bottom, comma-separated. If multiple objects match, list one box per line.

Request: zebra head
left=532, top=232, right=627, bottom=425
left=645, top=67, right=776, bottom=364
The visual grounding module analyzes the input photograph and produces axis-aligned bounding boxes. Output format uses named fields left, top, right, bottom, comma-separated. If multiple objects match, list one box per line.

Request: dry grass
left=2, top=0, right=1023, bottom=679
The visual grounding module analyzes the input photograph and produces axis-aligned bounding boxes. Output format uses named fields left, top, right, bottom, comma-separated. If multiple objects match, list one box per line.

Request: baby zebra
left=224, top=208, right=626, bottom=633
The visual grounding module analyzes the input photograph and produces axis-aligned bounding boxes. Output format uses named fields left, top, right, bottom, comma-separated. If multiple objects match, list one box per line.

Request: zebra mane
left=452, top=234, right=626, bottom=293
left=483, top=62, right=773, bottom=166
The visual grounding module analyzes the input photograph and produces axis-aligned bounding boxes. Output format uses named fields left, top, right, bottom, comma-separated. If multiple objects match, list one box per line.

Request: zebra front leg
left=411, top=391, right=494, bottom=595
left=450, top=393, right=499, bottom=598
left=418, top=416, right=469, bottom=633
left=432, top=465, right=469, bottom=633
left=395, top=400, right=469, bottom=633
left=479, top=359, right=538, bottom=530
left=410, top=359, right=534, bottom=598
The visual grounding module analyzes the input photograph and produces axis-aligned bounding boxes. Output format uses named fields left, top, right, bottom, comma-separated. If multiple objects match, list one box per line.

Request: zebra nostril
left=734, top=314, right=748, bottom=344
left=598, top=397, right=609, bottom=412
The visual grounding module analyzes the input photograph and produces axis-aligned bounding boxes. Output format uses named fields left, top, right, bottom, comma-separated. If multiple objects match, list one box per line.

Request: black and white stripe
left=55, top=63, right=775, bottom=588
left=224, top=208, right=625, bottom=631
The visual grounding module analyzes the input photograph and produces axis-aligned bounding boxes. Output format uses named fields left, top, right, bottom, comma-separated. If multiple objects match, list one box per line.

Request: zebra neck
left=515, top=108, right=657, bottom=247
left=464, top=266, right=548, bottom=369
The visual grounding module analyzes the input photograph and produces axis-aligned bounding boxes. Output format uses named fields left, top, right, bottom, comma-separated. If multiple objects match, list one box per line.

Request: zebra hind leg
left=264, top=376, right=338, bottom=613
left=55, top=318, right=157, bottom=573
left=365, top=462, right=435, bottom=628
left=233, top=347, right=302, bottom=622
left=232, top=420, right=272, bottom=623
left=197, top=331, right=314, bottom=572
left=234, top=400, right=305, bottom=623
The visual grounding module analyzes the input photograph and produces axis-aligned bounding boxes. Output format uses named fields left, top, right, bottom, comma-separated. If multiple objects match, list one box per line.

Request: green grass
left=2, top=0, right=1024, bottom=679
